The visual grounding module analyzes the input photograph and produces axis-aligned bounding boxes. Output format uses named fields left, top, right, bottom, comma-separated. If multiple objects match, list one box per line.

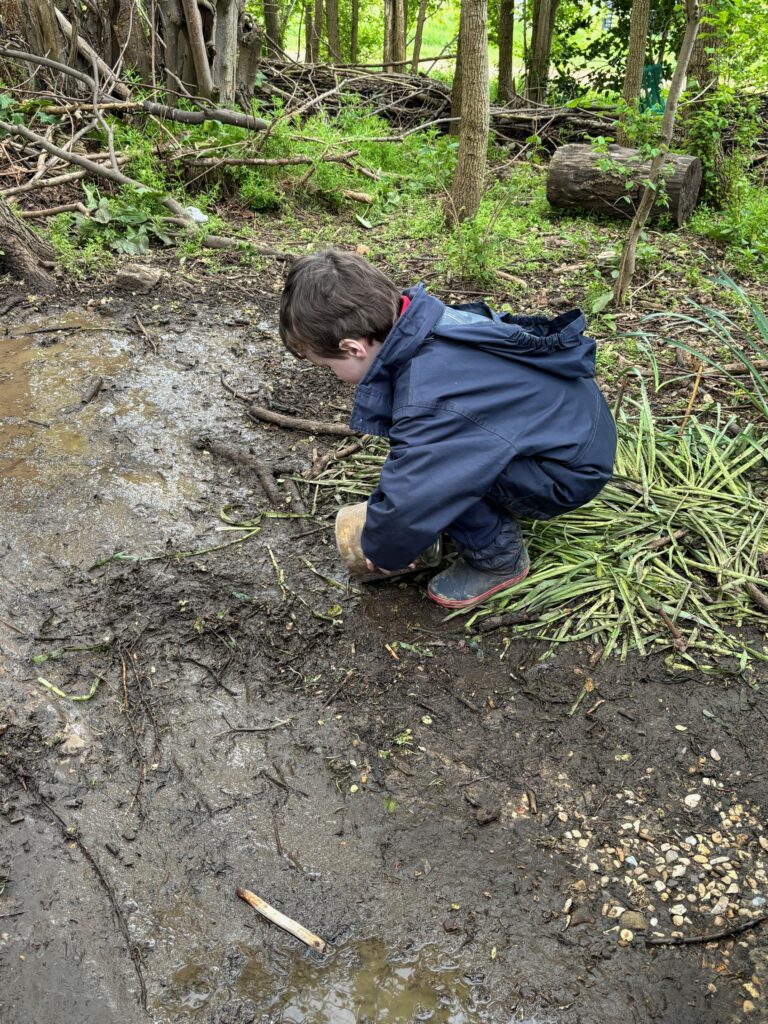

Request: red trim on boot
left=427, top=563, right=531, bottom=609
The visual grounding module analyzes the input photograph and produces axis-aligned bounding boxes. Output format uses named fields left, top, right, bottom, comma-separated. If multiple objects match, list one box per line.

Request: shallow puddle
left=160, top=938, right=506, bottom=1022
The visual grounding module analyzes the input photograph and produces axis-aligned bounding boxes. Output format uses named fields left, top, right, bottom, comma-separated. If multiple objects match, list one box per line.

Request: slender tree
left=497, top=0, right=515, bottom=103
left=393, top=0, right=407, bottom=67
left=617, top=0, right=651, bottom=144
left=313, top=0, right=324, bottom=60
left=525, top=0, right=560, bottom=103
left=325, top=0, right=342, bottom=60
left=449, top=27, right=464, bottom=135
left=448, top=0, right=489, bottom=223
left=263, top=0, right=282, bottom=55
left=351, top=0, right=360, bottom=63
left=613, top=0, right=702, bottom=305
left=687, top=0, right=719, bottom=92
left=383, top=0, right=394, bottom=69
left=411, top=0, right=429, bottom=73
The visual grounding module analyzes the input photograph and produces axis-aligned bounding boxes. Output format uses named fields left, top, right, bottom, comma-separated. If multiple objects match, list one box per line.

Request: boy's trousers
left=446, top=398, right=617, bottom=557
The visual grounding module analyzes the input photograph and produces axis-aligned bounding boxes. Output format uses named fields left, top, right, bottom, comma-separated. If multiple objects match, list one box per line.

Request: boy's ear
left=338, top=337, right=370, bottom=359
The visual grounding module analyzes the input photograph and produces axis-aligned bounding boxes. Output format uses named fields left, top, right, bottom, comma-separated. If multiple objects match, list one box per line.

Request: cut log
left=546, top=143, right=702, bottom=226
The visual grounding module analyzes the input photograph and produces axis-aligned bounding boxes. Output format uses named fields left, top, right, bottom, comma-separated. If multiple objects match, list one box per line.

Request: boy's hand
left=365, top=558, right=416, bottom=576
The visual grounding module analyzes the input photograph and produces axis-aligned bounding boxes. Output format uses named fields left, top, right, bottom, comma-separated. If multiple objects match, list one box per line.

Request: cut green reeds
left=640, top=272, right=768, bottom=422
left=307, top=385, right=768, bottom=669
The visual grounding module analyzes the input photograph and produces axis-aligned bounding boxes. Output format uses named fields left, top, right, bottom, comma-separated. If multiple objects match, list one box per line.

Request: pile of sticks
left=258, top=59, right=620, bottom=149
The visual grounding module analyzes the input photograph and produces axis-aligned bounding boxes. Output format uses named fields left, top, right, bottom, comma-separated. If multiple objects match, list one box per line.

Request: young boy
left=279, top=250, right=616, bottom=609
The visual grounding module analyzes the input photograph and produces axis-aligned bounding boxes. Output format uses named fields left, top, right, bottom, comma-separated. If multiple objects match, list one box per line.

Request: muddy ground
left=1, top=276, right=767, bottom=1024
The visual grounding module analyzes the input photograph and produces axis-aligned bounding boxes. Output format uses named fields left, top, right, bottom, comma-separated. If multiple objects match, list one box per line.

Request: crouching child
left=279, top=250, right=617, bottom=609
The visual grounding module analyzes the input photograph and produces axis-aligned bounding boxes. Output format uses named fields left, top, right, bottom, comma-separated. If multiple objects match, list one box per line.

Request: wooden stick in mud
left=248, top=404, right=355, bottom=436
left=236, top=887, right=327, bottom=952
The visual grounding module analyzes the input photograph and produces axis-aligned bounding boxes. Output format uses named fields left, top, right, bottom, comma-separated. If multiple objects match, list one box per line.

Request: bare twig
left=236, top=887, right=327, bottom=952
left=646, top=913, right=768, bottom=947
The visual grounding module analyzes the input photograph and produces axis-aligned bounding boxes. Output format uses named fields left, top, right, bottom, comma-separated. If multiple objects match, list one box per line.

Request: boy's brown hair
left=279, top=250, right=401, bottom=358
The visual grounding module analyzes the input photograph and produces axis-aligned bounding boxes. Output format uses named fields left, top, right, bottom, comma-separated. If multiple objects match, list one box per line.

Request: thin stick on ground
left=248, top=404, right=356, bottom=436
left=645, top=913, right=768, bottom=947
left=236, top=887, right=327, bottom=952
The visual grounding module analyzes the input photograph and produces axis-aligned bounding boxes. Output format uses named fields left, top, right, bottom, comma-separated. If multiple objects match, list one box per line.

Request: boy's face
left=305, top=337, right=382, bottom=385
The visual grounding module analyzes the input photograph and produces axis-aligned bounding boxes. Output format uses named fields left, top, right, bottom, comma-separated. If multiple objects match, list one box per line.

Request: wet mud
left=1, top=287, right=767, bottom=1024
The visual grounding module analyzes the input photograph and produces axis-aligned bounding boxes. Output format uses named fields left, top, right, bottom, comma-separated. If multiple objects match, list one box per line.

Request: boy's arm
left=362, top=405, right=513, bottom=572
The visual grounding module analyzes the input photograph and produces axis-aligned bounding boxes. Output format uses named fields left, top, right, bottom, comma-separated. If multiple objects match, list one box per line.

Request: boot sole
left=427, top=563, right=530, bottom=610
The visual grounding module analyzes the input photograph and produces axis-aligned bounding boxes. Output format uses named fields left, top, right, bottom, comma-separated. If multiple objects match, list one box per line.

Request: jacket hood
left=349, top=286, right=597, bottom=436
left=432, top=301, right=597, bottom=380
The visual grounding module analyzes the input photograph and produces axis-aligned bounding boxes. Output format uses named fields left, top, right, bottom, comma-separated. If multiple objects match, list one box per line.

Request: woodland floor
left=1, top=222, right=768, bottom=1024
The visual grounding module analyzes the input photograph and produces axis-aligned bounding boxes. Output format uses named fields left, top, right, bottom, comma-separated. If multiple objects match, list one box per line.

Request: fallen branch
left=236, top=886, right=327, bottom=952
left=248, top=404, right=355, bottom=436
left=474, top=609, right=542, bottom=633
left=645, top=912, right=768, bottom=947
left=193, top=436, right=285, bottom=507
left=304, top=440, right=364, bottom=479
left=19, top=202, right=89, bottom=218
left=181, top=149, right=358, bottom=168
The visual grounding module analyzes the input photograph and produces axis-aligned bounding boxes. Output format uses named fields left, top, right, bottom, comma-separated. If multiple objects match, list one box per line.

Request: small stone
left=684, top=835, right=697, bottom=847
left=684, top=794, right=702, bottom=810
left=751, top=896, right=766, bottom=908
left=620, top=911, right=647, bottom=931
left=727, top=883, right=740, bottom=895
left=711, top=831, right=723, bottom=844
left=114, top=264, right=163, bottom=293
left=654, top=880, right=666, bottom=892
left=619, top=928, right=634, bottom=943
left=743, top=1001, right=755, bottom=1015
left=693, top=855, right=709, bottom=865
left=670, top=904, right=687, bottom=916
left=671, top=864, right=687, bottom=879
left=557, top=811, right=568, bottom=822
left=710, top=748, right=721, bottom=762
left=711, top=896, right=729, bottom=915
left=607, top=906, right=625, bottom=919
left=665, top=849, right=679, bottom=863
left=672, top=915, right=685, bottom=927
left=626, top=855, right=638, bottom=867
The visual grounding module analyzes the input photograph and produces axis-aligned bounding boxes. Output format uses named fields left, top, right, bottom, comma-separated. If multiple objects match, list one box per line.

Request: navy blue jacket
left=350, top=285, right=615, bottom=571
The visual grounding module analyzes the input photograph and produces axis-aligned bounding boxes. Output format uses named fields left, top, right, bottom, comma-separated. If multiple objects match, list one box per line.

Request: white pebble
left=684, top=794, right=702, bottom=810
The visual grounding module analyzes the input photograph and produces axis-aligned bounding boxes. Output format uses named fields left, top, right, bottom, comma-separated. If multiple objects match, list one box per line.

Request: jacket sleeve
left=361, top=404, right=514, bottom=571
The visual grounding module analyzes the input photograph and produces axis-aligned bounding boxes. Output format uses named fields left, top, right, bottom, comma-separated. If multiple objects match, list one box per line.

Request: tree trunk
left=448, top=0, right=489, bottom=224
left=613, top=0, right=702, bottom=305
left=526, top=0, right=560, bottom=104
left=213, top=0, right=240, bottom=103
left=351, top=0, right=359, bottom=63
left=313, top=0, right=324, bottom=60
left=410, top=0, right=428, bottom=73
left=383, top=0, right=394, bottom=70
left=325, top=0, right=342, bottom=61
left=617, top=0, right=651, bottom=145
left=112, top=0, right=152, bottom=81
left=622, top=0, right=651, bottom=106
left=393, top=0, right=407, bottom=68
left=449, top=28, right=463, bottom=136
left=497, top=0, right=515, bottom=103
left=547, top=143, right=702, bottom=226
left=687, top=0, right=718, bottom=92
left=263, top=0, right=282, bottom=56
left=0, top=195, right=57, bottom=293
